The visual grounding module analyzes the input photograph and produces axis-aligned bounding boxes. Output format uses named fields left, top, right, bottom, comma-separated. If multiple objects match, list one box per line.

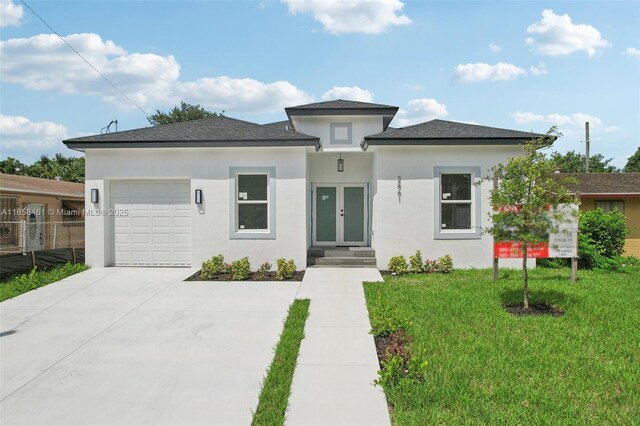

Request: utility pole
left=585, top=122, right=590, bottom=172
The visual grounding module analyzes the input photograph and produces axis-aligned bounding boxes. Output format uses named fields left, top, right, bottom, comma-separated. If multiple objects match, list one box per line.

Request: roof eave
left=63, top=139, right=320, bottom=150
left=285, top=107, right=399, bottom=119
left=362, top=137, right=553, bottom=147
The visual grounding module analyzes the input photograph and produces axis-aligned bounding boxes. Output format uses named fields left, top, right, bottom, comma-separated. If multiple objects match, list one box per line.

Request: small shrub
left=374, top=350, right=429, bottom=389
left=276, top=258, right=296, bottom=280
left=369, top=296, right=409, bottom=337
left=200, top=254, right=225, bottom=279
left=259, top=261, right=272, bottom=273
left=424, top=259, right=437, bottom=273
left=408, top=250, right=424, bottom=273
left=231, top=257, right=251, bottom=281
left=388, top=256, right=408, bottom=275
left=255, top=261, right=272, bottom=279
left=223, top=263, right=232, bottom=274
left=435, top=255, right=453, bottom=273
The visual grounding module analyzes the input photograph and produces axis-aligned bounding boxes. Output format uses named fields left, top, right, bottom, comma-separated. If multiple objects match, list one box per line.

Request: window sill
left=434, top=230, right=481, bottom=240
left=230, top=230, right=275, bottom=240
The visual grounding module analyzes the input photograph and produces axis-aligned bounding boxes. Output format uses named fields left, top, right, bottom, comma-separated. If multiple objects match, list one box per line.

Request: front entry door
left=314, top=184, right=366, bottom=246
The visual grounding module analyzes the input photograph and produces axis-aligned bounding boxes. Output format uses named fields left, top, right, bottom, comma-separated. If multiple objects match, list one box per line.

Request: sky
left=1, top=0, right=639, bottom=167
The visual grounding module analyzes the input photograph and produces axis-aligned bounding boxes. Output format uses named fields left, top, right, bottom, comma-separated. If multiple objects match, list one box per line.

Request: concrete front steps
left=307, top=246, right=377, bottom=268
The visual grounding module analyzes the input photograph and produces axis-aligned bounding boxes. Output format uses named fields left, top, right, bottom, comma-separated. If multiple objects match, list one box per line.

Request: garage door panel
left=111, top=180, right=191, bottom=267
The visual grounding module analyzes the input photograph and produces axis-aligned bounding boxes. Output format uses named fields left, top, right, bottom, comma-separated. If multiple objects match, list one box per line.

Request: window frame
left=434, top=166, right=482, bottom=240
left=329, top=123, right=353, bottom=145
left=229, top=167, right=276, bottom=239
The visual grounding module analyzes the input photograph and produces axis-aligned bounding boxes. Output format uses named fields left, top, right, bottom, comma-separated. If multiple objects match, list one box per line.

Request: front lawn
left=0, top=263, right=88, bottom=302
left=364, top=267, right=640, bottom=424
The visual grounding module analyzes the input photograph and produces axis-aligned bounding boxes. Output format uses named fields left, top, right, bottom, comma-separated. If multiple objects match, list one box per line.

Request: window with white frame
left=237, top=174, right=268, bottom=230
left=596, top=200, right=624, bottom=214
left=229, top=167, right=276, bottom=239
left=440, top=174, right=472, bottom=229
left=434, top=166, right=481, bottom=239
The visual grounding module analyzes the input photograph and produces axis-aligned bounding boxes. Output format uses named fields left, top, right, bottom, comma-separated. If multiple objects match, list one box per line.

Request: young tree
left=624, top=147, right=640, bottom=172
left=147, top=101, right=220, bottom=126
left=550, top=150, right=619, bottom=173
left=482, top=128, right=578, bottom=309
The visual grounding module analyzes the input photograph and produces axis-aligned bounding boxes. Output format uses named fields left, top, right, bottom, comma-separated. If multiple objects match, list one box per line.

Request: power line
left=20, top=0, right=150, bottom=119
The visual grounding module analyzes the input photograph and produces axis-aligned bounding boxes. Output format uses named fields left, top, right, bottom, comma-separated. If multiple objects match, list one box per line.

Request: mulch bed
left=504, top=302, right=564, bottom=317
left=374, top=329, right=412, bottom=365
left=185, top=270, right=305, bottom=282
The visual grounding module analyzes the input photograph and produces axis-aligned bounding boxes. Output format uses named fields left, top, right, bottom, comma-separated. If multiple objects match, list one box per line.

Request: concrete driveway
left=1, top=268, right=299, bottom=425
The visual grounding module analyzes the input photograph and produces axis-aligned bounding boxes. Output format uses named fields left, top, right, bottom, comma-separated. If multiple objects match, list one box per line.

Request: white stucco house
left=64, top=99, right=547, bottom=270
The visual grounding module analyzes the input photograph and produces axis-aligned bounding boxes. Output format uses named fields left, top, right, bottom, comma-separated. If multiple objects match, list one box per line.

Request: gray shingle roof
left=261, top=120, right=293, bottom=132
left=551, top=173, right=640, bottom=195
left=63, top=115, right=319, bottom=149
left=366, top=119, right=547, bottom=140
left=286, top=99, right=399, bottom=118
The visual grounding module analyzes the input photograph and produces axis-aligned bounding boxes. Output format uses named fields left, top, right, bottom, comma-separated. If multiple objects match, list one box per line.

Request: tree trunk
left=522, top=241, right=529, bottom=309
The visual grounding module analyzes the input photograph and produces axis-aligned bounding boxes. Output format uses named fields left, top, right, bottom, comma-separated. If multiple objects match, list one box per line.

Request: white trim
left=434, top=166, right=482, bottom=240
left=229, top=167, right=276, bottom=240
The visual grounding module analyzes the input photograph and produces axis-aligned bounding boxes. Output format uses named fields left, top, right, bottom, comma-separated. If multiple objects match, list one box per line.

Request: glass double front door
left=314, top=184, right=366, bottom=245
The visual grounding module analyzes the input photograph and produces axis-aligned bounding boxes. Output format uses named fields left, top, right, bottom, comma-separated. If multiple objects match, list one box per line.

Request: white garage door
left=111, top=180, right=191, bottom=267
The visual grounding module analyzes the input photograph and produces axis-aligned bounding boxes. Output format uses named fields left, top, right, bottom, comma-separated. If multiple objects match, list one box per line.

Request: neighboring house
left=554, top=173, right=640, bottom=257
left=63, top=99, right=548, bottom=269
left=0, top=173, right=84, bottom=252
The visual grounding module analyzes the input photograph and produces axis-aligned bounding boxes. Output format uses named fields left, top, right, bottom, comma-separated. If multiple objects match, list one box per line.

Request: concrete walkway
left=287, top=268, right=391, bottom=425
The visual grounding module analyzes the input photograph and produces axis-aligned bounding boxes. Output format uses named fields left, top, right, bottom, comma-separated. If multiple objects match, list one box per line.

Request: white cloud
left=0, top=32, right=313, bottom=113
left=174, top=77, right=312, bottom=113
left=453, top=62, right=527, bottom=83
left=321, top=86, right=373, bottom=102
left=281, top=0, right=411, bottom=34
left=624, top=47, right=640, bottom=57
left=529, top=62, right=548, bottom=75
left=510, top=111, right=620, bottom=138
left=489, top=41, right=501, bottom=53
left=392, top=98, right=448, bottom=127
left=0, top=115, right=68, bottom=153
left=525, top=9, right=609, bottom=57
left=0, top=0, right=23, bottom=27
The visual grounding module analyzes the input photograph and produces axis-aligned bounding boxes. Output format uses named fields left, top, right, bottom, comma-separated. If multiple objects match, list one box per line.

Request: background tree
left=624, top=147, right=640, bottom=172
left=147, top=101, right=220, bottom=125
left=0, top=154, right=85, bottom=183
left=550, top=150, right=619, bottom=173
left=482, top=128, right=577, bottom=309
left=0, top=157, right=27, bottom=174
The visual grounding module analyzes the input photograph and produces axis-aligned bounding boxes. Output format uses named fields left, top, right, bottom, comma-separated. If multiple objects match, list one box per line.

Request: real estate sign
left=493, top=204, right=578, bottom=259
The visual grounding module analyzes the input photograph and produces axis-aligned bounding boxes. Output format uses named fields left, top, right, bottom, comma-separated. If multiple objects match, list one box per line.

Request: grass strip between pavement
left=252, top=298, right=310, bottom=426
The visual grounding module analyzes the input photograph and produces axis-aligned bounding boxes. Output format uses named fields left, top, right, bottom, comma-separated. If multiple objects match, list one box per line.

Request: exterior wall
left=85, top=147, right=308, bottom=268
left=371, top=145, right=532, bottom=269
left=293, top=115, right=383, bottom=151
left=580, top=197, right=640, bottom=257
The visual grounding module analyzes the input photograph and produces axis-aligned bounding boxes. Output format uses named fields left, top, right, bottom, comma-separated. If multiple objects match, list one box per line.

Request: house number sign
left=397, top=176, right=401, bottom=202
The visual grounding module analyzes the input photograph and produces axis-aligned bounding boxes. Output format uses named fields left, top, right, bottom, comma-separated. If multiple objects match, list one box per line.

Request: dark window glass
left=441, top=203, right=471, bottom=229
left=238, top=204, right=268, bottom=230
left=442, top=174, right=471, bottom=201
left=238, top=175, right=267, bottom=201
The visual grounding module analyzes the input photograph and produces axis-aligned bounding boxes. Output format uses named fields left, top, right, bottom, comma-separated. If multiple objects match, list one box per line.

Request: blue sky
left=1, top=0, right=639, bottom=167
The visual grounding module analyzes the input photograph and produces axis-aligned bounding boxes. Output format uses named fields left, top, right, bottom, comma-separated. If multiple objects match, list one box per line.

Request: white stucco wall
left=84, top=147, right=308, bottom=269
left=371, top=145, right=532, bottom=269
left=293, top=115, right=383, bottom=150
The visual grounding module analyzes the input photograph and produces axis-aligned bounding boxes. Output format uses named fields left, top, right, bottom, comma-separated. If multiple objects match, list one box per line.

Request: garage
left=111, top=180, right=191, bottom=266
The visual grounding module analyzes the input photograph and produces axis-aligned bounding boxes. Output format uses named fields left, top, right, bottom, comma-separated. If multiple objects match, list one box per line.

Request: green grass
left=252, top=298, right=310, bottom=425
left=364, top=267, right=640, bottom=425
left=0, top=263, right=89, bottom=302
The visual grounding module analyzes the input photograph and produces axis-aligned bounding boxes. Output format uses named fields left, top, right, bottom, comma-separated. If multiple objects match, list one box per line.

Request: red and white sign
left=494, top=204, right=578, bottom=259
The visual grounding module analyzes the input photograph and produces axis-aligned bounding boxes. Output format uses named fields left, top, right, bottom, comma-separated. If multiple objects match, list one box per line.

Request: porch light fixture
left=195, top=189, right=203, bottom=204
left=337, top=154, right=345, bottom=173
left=91, top=188, right=99, bottom=204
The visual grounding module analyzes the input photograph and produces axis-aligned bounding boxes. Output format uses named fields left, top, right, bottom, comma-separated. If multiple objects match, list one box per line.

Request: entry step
left=307, top=246, right=377, bottom=267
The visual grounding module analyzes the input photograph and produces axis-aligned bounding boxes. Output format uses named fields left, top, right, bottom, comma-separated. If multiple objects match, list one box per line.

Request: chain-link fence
left=0, top=221, right=84, bottom=254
